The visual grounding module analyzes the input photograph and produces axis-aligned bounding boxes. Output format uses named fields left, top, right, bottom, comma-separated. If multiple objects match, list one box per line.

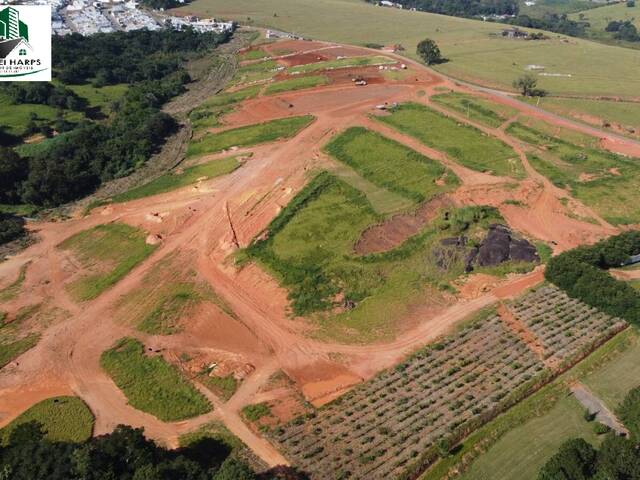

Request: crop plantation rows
left=271, top=285, right=626, bottom=479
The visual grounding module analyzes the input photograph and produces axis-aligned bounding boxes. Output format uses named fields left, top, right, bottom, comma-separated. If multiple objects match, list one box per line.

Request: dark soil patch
left=354, top=195, right=453, bottom=255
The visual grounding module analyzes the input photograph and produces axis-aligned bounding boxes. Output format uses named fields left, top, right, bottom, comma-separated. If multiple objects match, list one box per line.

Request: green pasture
left=68, top=83, right=128, bottom=114
left=431, top=92, right=518, bottom=128
left=177, top=0, right=640, bottom=97
left=570, top=1, right=640, bottom=30
left=288, top=55, right=395, bottom=74
left=187, top=115, right=314, bottom=158
left=229, top=59, right=280, bottom=86
left=325, top=126, right=458, bottom=203
left=264, top=75, right=329, bottom=95
left=101, top=337, right=212, bottom=422
left=377, top=103, right=524, bottom=178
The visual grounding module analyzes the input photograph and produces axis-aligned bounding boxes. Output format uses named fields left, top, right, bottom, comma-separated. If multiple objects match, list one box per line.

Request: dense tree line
left=0, top=28, right=231, bottom=210
left=0, top=213, right=26, bottom=245
left=538, top=386, right=640, bottom=480
left=369, top=0, right=518, bottom=17
left=545, top=231, right=640, bottom=325
left=606, top=20, right=640, bottom=42
left=0, top=422, right=307, bottom=480
left=53, top=28, right=230, bottom=86
left=508, top=13, right=589, bottom=37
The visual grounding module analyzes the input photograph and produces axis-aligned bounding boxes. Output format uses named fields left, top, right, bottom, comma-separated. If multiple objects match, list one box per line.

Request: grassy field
left=264, top=75, right=328, bottom=95
left=288, top=55, right=395, bottom=74
left=178, top=0, right=640, bottom=97
left=110, top=156, right=241, bottom=203
left=189, top=85, right=261, bottom=131
left=506, top=121, right=640, bottom=224
left=570, top=1, right=640, bottom=30
left=0, top=396, right=94, bottom=445
left=0, top=93, right=84, bottom=137
left=101, top=337, right=212, bottom=421
left=458, top=395, right=602, bottom=480
left=229, top=59, right=280, bottom=86
left=187, top=115, right=314, bottom=158
left=0, top=333, right=40, bottom=369
left=525, top=96, right=640, bottom=135
left=59, top=223, right=157, bottom=301
left=430, top=92, right=519, bottom=128
left=325, top=127, right=458, bottom=203
left=0, top=262, right=29, bottom=302
left=240, top=49, right=271, bottom=61
left=68, top=83, right=128, bottom=115
left=246, top=171, right=505, bottom=342
left=377, top=103, right=524, bottom=178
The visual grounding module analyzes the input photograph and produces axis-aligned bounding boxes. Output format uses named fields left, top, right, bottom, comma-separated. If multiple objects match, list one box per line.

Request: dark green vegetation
left=545, top=231, right=640, bottom=325
left=0, top=422, right=275, bottom=480
left=430, top=92, right=517, bottom=128
left=0, top=212, right=26, bottom=246
left=377, top=103, right=523, bottom=178
left=325, top=127, right=458, bottom=204
left=242, top=403, right=272, bottom=422
left=507, top=121, right=640, bottom=224
left=264, top=75, right=329, bottom=95
left=58, top=223, right=157, bottom=301
left=189, top=85, right=261, bottom=131
left=0, top=397, right=94, bottom=445
left=537, top=385, right=640, bottom=480
left=0, top=29, right=230, bottom=209
left=110, top=156, right=241, bottom=203
left=187, top=115, right=314, bottom=158
left=366, top=0, right=518, bottom=17
left=416, top=38, right=444, bottom=65
left=272, top=285, right=624, bottom=479
left=100, top=338, right=212, bottom=422
left=245, top=170, right=508, bottom=341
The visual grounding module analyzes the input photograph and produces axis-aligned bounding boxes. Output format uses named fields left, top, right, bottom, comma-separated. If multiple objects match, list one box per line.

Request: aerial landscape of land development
left=2, top=0, right=640, bottom=478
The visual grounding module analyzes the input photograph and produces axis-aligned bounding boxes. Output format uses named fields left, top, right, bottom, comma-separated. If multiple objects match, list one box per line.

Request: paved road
left=571, top=383, right=629, bottom=436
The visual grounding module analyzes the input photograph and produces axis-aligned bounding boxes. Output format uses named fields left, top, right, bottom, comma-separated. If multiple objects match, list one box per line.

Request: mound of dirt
left=466, top=224, right=539, bottom=271
left=354, top=195, right=453, bottom=255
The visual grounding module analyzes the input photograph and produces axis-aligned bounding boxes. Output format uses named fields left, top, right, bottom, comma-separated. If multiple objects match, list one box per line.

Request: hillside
left=177, top=0, right=640, bottom=97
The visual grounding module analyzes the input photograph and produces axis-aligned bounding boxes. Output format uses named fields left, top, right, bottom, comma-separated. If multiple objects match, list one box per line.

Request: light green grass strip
left=0, top=333, right=39, bottom=369
left=111, top=157, right=240, bottom=203
left=187, top=115, right=314, bottom=158
left=288, top=55, right=395, bottom=74
left=101, top=337, right=212, bottom=422
left=264, top=75, right=328, bottom=95
left=0, top=396, right=94, bottom=445
left=377, top=102, right=524, bottom=178
left=430, top=92, right=517, bottom=128
left=59, top=223, right=157, bottom=301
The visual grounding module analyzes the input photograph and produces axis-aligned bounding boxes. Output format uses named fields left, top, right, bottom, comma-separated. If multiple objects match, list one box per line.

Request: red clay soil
left=496, top=302, right=551, bottom=366
left=279, top=52, right=328, bottom=67
left=354, top=195, right=455, bottom=255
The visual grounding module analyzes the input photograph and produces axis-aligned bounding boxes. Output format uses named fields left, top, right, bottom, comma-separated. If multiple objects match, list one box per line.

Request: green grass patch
left=458, top=395, right=602, bottom=480
left=245, top=171, right=503, bottom=342
left=507, top=121, right=640, bottom=225
left=187, top=115, right=314, bottom=158
left=137, top=286, right=201, bottom=335
left=229, top=59, right=280, bottom=86
left=431, top=92, right=518, bottom=128
left=264, top=75, right=329, bottom=95
left=189, top=85, right=261, bottom=131
left=111, top=156, right=241, bottom=203
left=240, top=49, right=270, bottom=61
left=0, top=93, right=83, bottom=137
left=0, top=333, right=39, bottom=369
left=0, top=262, right=30, bottom=302
left=68, top=83, right=128, bottom=114
left=0, top=396, right=94, bottom=445
left=101, top=337, right=212, bottom=421
left=200, top=374, right=239, bottom=401
left=59, top=223, right=157, bottom=301
left=377, top=103, right=524, bottom=178
left=288, top=55, right=395, bottom=74
left=325, top=126, right=458, bottom=204
left=241, top=402, right=271, bottom=422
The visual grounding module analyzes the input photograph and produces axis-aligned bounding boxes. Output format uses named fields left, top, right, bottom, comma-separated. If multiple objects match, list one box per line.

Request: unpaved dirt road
left=1, top=37, right=639, bottom=467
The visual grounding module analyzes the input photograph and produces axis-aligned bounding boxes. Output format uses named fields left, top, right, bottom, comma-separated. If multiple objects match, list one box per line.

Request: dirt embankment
left=354, top=195, right=454, bottom=255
